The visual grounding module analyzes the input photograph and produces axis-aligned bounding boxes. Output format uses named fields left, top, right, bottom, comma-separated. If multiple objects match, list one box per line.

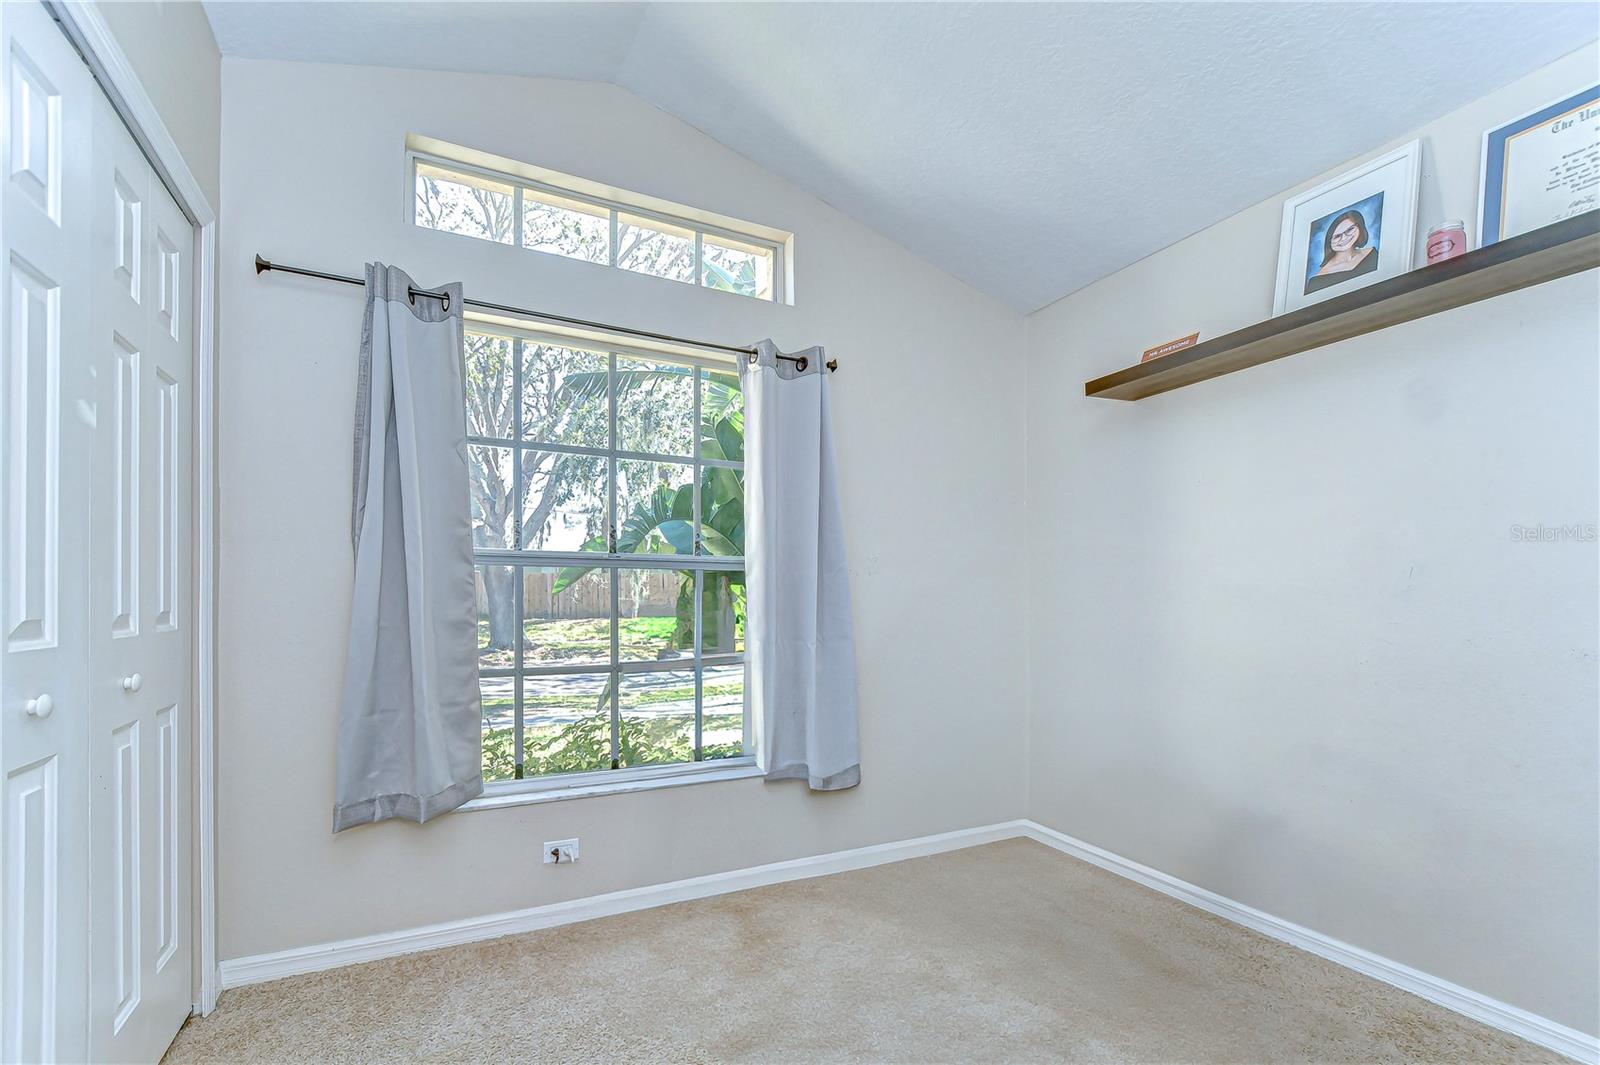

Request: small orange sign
left=1141, top=332, right=1200, bottom=363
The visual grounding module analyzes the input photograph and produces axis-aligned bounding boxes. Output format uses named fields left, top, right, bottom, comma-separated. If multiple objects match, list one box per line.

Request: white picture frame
left=1272, top=140, right=1422, bottom=316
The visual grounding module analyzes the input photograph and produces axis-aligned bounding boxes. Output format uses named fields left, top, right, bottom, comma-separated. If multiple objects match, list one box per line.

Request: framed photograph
left=1478, top=84, right=1599, bottom=247
left=1272, top=140, right=1421, bottom=316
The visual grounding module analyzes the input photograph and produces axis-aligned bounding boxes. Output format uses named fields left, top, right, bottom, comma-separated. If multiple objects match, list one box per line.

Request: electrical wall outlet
left=544, top=838, right=579, bottom=864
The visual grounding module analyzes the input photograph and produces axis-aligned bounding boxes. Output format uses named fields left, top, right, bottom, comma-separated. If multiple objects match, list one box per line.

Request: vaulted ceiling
left=203, top=2, right=1598, bottom=312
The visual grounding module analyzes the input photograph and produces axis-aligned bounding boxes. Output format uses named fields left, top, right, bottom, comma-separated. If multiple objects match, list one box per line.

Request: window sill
left=459, top=759, right=763, bottom=813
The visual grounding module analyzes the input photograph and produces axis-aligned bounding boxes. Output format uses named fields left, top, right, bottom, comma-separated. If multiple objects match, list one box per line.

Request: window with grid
left=415, top=154, right=782, bottom=301
left=464, top=326, right=749, bottom=785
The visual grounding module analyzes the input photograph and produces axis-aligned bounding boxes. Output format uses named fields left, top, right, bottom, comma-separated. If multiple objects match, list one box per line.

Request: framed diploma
left=1479, top=84, right=1600, bottom=246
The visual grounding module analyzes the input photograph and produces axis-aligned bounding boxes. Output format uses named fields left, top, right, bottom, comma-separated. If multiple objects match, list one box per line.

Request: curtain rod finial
left=255, top=254, right=271, bottom=275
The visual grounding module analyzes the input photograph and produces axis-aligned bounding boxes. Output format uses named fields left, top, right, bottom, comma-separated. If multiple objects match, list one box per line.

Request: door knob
left=24, top=694, right=54, bottom=718
left=121, top=673, right=143, bottom=693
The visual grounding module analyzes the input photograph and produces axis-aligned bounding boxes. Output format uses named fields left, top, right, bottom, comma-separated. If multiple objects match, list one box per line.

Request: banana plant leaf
left=698, top=527, right=739, bottom=556
left=703, top=256, right=757, bottom=296
left=700, top=413, right=744, bottom=463
left=558, top=363, right=695, bottom=407
left=554, top=483, right=696, bottom=593
left=549, top=363, right=746, bottom=595
left=703, top=256, right=737, bottom=291
left=702, top=495, right=743, bottom=555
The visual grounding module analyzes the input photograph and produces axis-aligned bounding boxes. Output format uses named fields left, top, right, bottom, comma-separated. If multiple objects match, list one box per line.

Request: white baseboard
left=1018, top=820, right=1599, bottom=1065
left=218, top=819, right=1030, bottom=990
left=218, top=816, right=1597, bottom=1065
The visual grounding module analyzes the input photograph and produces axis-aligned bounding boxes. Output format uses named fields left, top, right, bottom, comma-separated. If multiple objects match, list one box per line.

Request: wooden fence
left=475, top=567, right=680, bottom=620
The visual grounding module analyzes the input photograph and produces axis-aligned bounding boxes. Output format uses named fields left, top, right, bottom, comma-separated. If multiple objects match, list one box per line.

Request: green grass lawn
left=483, top=711, right=744, bottom=780
left=479, top=616, right=695, bottom=668
left=478, top=679, right=740, bottom=718
left=477, top=615, right=745, bottom=780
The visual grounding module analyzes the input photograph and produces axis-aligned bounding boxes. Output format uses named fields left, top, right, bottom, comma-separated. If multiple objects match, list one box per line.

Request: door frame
left=45, top=0, right=220, bottom=1015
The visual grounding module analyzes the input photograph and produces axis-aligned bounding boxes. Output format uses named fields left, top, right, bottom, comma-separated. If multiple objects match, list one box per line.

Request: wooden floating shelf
left=1085, top=210, right=1600, bottom=401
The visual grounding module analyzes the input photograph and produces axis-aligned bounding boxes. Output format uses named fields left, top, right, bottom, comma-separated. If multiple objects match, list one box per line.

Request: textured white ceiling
left=203, top=2, right=1599, bottom=312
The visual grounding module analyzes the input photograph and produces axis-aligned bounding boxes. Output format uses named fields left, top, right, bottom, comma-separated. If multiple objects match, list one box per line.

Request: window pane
left=476, top=564, right=518, bottom=670
left=616, top=356, right=694, bottom=457
left=615, top=460, right=694, bottom=555
left=698, top=466, right=744, bottom=559
left=701, top=569, right=745, bottom=655
left=618, top=670, right=695, bottom=768
left=522, top=188, right=610, bottom=264
left=523, top=674, right=614, bottom=776
left=521, top=343, right=608, bottom=448
left=522, top=566, right=610, bottom=667
left=698, top=369, right=744, bottom=462
left=415, top=162, right=514, bottom=244
left=702, top=236, right=773, bottom=300
left=480, top=675, right=517, bottom=782
left=617, top=569, right=693, bottom=664
left=469, top=445, right=516, bottom=549
left=519, top=449, right=608, bottom=552
left=616, top=213, right=695, bottom=283
left=463, top=332, right=514, bottom=440
left=700, top=663, right=746, bottom=761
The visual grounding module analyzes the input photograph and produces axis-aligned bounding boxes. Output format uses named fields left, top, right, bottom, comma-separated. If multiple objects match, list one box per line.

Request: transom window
left=414, top=151, right=783, bottom=302
left=464, top=325, right=748, bottom=787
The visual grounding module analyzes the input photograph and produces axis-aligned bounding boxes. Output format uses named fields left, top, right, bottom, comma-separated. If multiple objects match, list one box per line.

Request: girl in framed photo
left=1305, top=202, right=1381, bottom=294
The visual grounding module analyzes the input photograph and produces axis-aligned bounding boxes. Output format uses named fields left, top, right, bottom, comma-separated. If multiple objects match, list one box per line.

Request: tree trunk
left=673, top=575, right=694, bottom=650
left=701, top=576, right=738, bottom=654
left=484, top=565, right=519, bottom=651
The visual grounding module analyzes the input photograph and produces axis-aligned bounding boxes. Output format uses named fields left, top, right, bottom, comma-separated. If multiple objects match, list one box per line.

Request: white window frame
left=462, top=319, right=754, bottom=809
left=407, top=142, right=790, bottom=303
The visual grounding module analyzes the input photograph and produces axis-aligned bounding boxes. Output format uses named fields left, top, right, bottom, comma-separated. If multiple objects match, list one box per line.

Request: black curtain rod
left=254, top=255, right=837, bottom=372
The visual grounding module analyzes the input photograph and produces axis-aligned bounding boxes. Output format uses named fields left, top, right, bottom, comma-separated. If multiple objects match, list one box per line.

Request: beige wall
left=218, top=58, right=1029, bottom=960
left=1023, top=45, right=1600, bottom=1035
left=95, top=1, right=220, bottom=211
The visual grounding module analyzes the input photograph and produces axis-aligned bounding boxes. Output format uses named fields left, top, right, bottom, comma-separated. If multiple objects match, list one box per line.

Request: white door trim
left=45, top=0, right=219, bottom=1015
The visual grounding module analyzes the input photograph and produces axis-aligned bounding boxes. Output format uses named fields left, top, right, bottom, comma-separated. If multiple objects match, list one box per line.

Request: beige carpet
left=165, top=839, right=1565, bottom=1064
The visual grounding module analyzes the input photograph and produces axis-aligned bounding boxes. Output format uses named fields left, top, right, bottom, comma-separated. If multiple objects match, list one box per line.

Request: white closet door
left=0, top=2, right=95, bottom=1061
left=86, top=85, right=194, bottom=1065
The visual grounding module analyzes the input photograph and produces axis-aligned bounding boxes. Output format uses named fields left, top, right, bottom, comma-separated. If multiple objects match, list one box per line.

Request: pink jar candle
left=1426, top=220, right=1468, bottom=264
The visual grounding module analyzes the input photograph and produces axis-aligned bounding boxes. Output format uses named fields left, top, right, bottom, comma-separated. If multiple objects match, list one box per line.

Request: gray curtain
left=740, top=340, right=860, bottom=790
left=334, top=264, right=482, bottom=831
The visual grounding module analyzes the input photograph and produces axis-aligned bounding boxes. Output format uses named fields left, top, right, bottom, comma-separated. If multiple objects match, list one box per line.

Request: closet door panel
left=87, top=85, right=194, bottom=1065
left=139, top=156, right=192, bottom=1026
left=0, top=3, right=96, bottom=1062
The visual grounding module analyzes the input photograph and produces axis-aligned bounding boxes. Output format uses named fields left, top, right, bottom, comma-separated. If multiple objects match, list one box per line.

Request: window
left=415, top=162, right=516, bottom=245
left=464, top=325, right=749, bottom=790
left=412, top=149, right=785, bottom=302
